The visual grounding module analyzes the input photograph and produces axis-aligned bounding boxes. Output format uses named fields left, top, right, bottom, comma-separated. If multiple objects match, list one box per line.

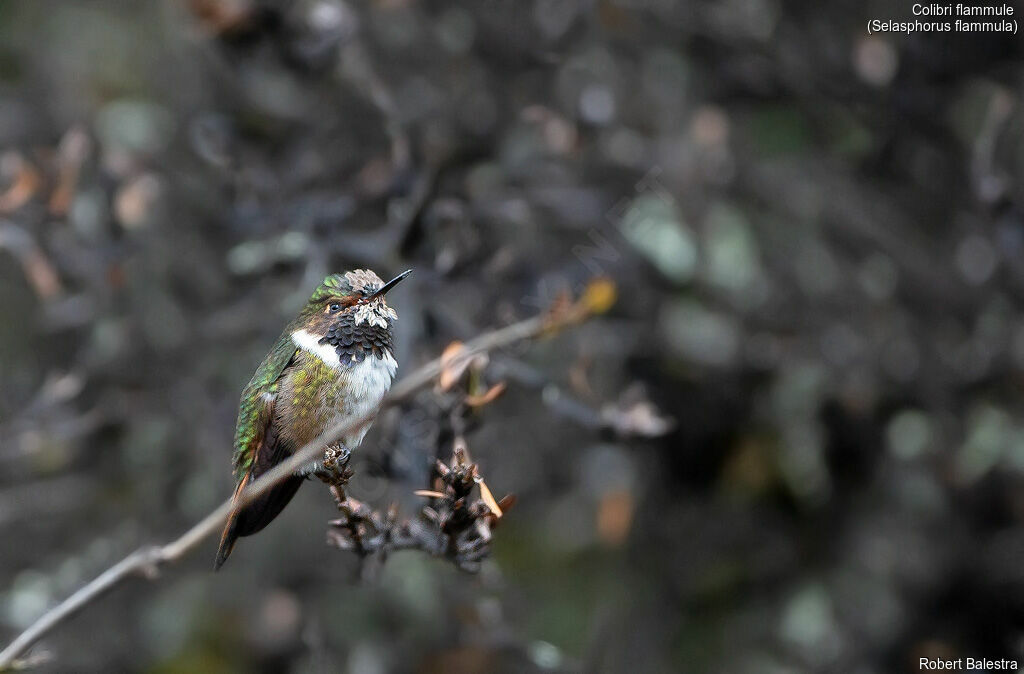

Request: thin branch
left=0, top=291, right=603, bottom=669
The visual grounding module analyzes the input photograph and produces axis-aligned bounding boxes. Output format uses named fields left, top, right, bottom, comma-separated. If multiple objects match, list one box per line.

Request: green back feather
left=231, top=331, right=297, bottom=482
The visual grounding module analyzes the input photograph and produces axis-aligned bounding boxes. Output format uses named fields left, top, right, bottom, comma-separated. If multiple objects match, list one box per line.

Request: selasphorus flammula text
left=215, top=268, right=411, bottom=569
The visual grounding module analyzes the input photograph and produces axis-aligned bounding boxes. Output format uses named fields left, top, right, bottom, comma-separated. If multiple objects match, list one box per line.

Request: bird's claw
left=315, top=443, right=353, bottom=486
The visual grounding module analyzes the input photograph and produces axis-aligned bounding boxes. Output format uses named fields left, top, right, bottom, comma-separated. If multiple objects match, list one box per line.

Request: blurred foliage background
left=1, top=1, right=1023, bottom=672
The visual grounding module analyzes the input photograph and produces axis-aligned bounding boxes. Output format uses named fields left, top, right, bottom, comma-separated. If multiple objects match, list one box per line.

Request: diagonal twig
left=0, top=289, right=606, bottom=669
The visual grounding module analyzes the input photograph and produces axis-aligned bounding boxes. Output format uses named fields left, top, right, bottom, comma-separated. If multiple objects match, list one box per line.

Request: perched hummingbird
left=215, top=268, right=411, bottom=570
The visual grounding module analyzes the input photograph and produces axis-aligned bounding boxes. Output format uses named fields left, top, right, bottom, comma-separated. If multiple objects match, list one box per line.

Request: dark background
left=1, top=1, right=1023, bottom=672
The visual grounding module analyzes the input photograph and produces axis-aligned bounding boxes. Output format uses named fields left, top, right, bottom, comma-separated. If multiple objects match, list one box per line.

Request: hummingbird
left=215, top=268, right=411, bottom=570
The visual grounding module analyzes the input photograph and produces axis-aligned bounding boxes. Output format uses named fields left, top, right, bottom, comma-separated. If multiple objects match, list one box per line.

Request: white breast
left=293, top=328, right=398, bottom=448
left=346, top=350, right=397, bottom=399
left=339, top=351, right=397, bottom=448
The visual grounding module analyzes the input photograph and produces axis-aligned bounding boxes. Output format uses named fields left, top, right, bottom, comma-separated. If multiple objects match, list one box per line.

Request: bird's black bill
left=369, top=269, right=412, bottom=300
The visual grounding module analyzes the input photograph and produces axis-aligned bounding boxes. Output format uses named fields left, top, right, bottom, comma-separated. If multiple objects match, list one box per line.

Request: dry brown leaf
left=0, top=153, right=41, bottom=213
left=413, top=490, right=446, bottom=499
left=22, top=250, right=62, bottom=300
left=497, top=494, right=517, bottom=512
left=0, top=225, right=62, bottom=299
left=439, top=341, right=469, bottom=391
left=597, top=488, right=633, bottom=546
left=49, top=127, right=91, bottom=215
left=475, top=477, right=503, bottom=518
left=464, top=381, right=507, bottom=407
left=188, top=0, right=257, bottom=35
left=115, top=174, right=163, bottom=229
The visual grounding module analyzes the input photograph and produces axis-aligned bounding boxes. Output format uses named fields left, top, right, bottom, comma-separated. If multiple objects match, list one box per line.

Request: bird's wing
left=216, top=332, right=301, bottom=570
left=230, top=332, right=297, bottom=482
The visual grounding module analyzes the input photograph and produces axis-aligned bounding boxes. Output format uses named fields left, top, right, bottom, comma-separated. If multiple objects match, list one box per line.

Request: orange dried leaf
left=188, top=0, right=257, bottom=35
left=441, top=340, right=464, bottom=360
left=23, top=250, right=61, bottom=299
left=465, top=381, right=507, bottom=407
left=597, top=488, right=634, bottom=547
left=439, top=340, right=469, bottom=391
left=49, top=127, right=91, bottom=215
left=476, top=477, right=503, bottom=517
left=0, top=154, right=41, bottom=213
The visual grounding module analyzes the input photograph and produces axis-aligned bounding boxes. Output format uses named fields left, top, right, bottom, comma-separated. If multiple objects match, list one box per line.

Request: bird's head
left=296, top=268, right=411, bottom=339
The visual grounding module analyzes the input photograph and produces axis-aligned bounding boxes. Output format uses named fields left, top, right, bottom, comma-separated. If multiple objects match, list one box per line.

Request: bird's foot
left=314, top=443, right=353, bottom=487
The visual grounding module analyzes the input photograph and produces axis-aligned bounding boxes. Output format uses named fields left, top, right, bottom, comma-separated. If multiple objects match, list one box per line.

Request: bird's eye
left=328, top=303, right=341, bottom=313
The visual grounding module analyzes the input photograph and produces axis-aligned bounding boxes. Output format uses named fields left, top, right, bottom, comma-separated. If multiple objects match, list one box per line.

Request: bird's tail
left=214, top=471, right=305, bottom=570
left=214, top=474, right=248, bottom=571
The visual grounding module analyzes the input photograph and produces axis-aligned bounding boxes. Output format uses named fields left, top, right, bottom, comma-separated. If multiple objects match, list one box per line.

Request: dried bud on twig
left=326, top=440, right=512, bottom=572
